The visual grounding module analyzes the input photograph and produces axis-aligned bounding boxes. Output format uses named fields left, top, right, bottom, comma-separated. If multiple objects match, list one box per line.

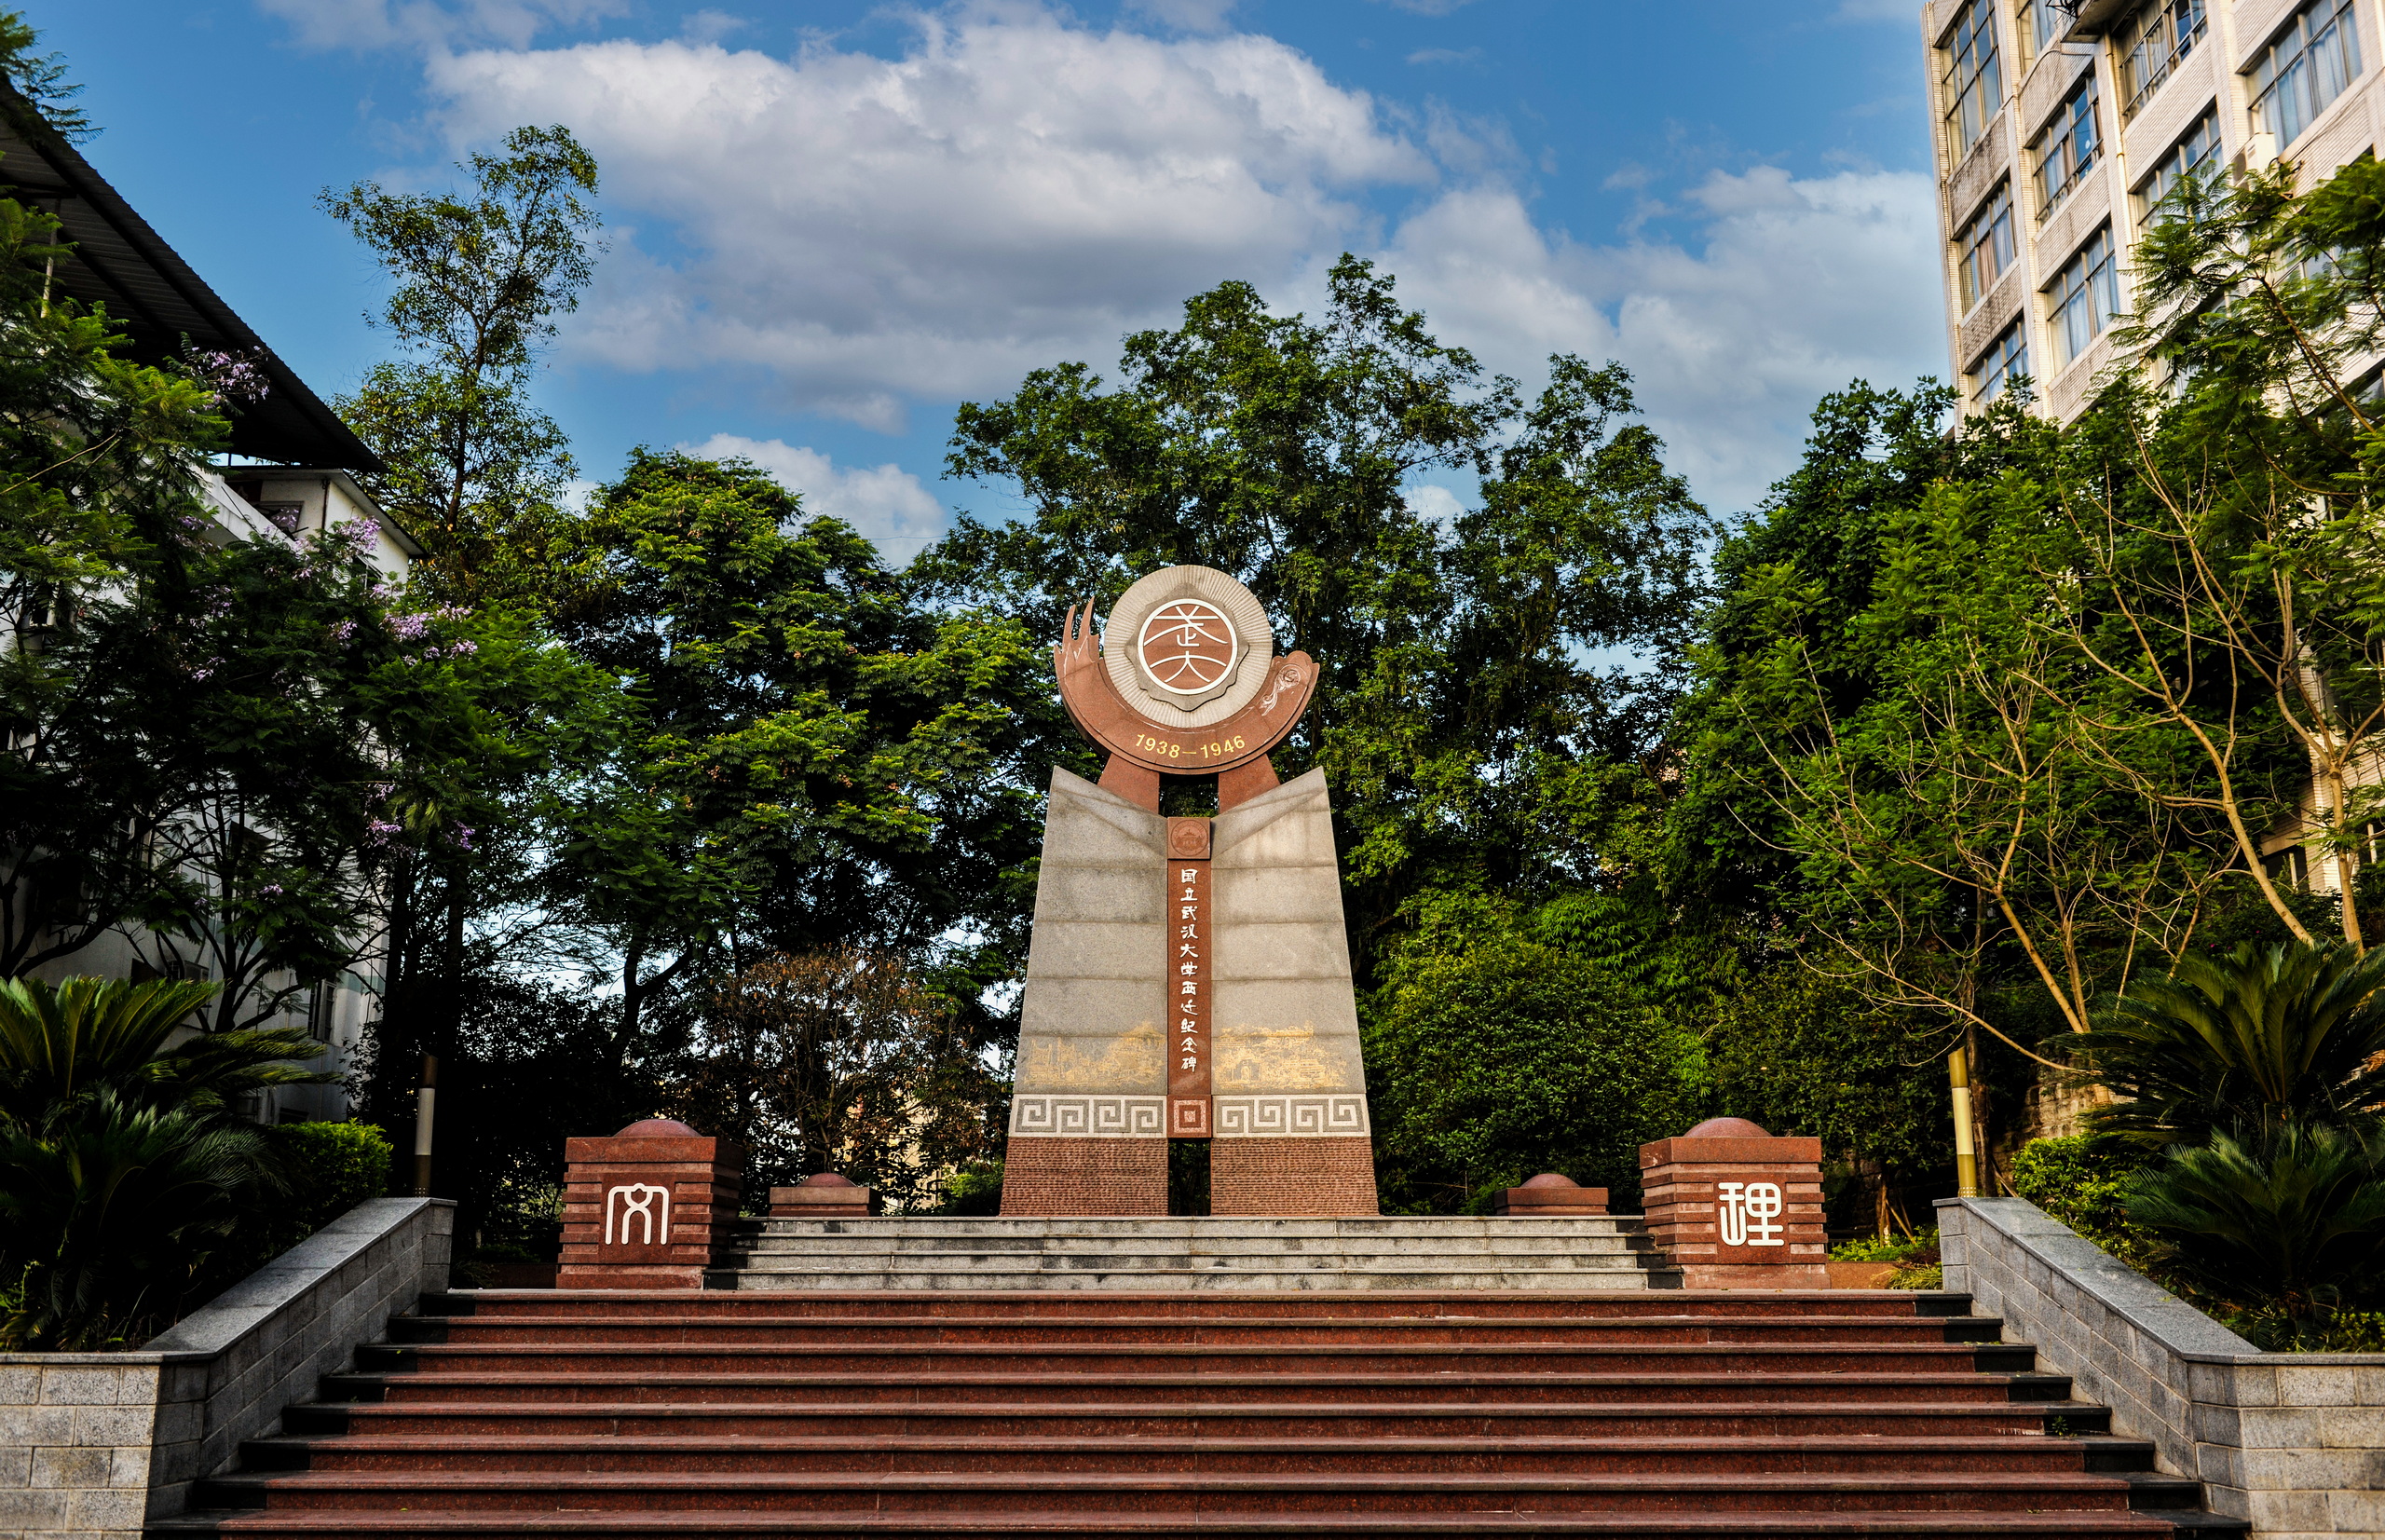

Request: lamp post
left=1948, top=1047, right=1981, bottom=1198
left=413, top=1054, right=439, bottom=1196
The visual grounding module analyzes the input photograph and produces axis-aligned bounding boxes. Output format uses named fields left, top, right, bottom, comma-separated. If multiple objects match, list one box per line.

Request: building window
left=2118, top=0, right=2209, bottom=117
left=2023, top=0, right=2066, bottom=60
left=2034, top=79, right=2102, bottom=218
left=1956, top=184, right=2018, bottom=311
left=2251, top=0, right=2364, bottom=148
left=306, top=981, right=336, bottom=1044
left=1970, top=321, right=2031, bottom=403
left=2048, top=225, right=2122, bottom=365
left=1942, top=0, right=2004, bottom=162
left=2136, top=107, right=2221, bottom=216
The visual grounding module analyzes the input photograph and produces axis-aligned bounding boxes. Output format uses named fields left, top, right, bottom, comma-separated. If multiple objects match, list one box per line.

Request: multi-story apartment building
left=2, top=92, right=418, bottom=1123
left=1926, top=0, right=2385, bottom=915
left=1927, top=0, right=2382, bottom=424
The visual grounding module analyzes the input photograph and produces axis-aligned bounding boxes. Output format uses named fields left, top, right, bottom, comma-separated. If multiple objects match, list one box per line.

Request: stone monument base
left=1211, top=1137, right=1378, bottom=1215
left=1002, top=1137, right=1167, bottom=1216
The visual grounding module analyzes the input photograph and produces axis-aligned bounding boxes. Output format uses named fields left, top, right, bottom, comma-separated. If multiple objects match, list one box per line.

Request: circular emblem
left=1136, top=599, right=1241, bottom=698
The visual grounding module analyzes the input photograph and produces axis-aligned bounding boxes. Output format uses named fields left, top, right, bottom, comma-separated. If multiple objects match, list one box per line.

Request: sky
left=39, top=0, right=1947, bottom=557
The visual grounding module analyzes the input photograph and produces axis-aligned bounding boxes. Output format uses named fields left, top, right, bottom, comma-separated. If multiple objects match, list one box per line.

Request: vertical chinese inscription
left=1165, top=817, right=1212, bottom=1137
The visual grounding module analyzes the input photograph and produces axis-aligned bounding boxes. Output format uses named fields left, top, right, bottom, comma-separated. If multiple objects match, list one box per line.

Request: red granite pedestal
left=1639, top=1117, right=1828, bottom=1288
left=1210, top=1137, right=1380, bottom=1215
left=769, top=1172, right=880, bottom=1219
left=1492, top=1173, right=1610, bottom=1216
left=556, top=1118, right=743, bottom=1289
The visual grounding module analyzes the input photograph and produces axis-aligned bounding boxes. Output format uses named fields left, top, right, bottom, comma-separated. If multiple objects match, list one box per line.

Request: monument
left=1002, top=566, right=1380, bottom=1216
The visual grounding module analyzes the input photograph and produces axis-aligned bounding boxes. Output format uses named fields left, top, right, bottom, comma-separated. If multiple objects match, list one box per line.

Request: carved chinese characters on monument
left=1003, top=566, right=1380, bottom=1217
left=1166, top=818, right=1212, bottom=1137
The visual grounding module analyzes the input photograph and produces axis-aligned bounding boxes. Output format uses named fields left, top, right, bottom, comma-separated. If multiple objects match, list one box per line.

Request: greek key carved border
left=1008, top=1095, right=1168, bottom=1138
left=1212, top=1095, right=1370, bottom=1138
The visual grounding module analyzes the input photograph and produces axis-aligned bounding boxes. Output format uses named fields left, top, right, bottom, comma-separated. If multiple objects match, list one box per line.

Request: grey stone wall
left=0, top=1195, right=453, bottom=1539
left=1940, top=1194, right=2385, bottom=1538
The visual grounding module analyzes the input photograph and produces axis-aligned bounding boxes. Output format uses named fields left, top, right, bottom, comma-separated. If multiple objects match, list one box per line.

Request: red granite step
left=293, top=1397, right=2099, bottom=1440
left=369, top=1342, right=2019, bottom=1377
left=424, top=1290, right=1950, bottom=1321
left=149, top=1288, right=2240, bottom=1540
left=242, top=1433, right=2156, bottom=1479
left=397, top=1314, right=2000, bottom=1348
left=160, top=1510, right=2202, bottom=1536
left=198, top=1468, right=2157, bottom=1517
left=348, top=1371, right=2049, bottom=1409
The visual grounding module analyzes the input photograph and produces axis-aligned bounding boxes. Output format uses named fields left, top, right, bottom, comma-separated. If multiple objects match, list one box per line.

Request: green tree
left=550, top=449, right=1053, bottom=1086
left=0, top=129, right=230, bottom=976
left=0, top=10, right=93, bottom=143
left=921, top=258, right=1711, bottom=970
left=2080, top=154, right=2385, bottom=949
left=322, top=125, right=600, bottom=613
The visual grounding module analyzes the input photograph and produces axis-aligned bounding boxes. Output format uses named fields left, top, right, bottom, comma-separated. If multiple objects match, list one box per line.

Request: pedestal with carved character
left=1638, top=1117, right=1829, bottom=1288
left=556, top=1118, right=743, bottom=1288
left=1003, top=566, right=1378, bottom=1217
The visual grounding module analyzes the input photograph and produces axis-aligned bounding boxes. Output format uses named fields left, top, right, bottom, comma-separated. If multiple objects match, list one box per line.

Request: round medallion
left=1102, top=566, right=1274, bottom=722
left=1136, top=599, right=1241, bottom=698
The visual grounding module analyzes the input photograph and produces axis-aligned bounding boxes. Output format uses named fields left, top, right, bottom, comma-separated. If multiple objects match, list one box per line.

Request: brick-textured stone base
left=1211, top=1136, right=1379, bottom=1216
left=1640, top=1132, right=1827, bottom=1289
left=556, top=1130, right=743, bottom=1289
left=1000, top=1137, right=1167, bottom=1215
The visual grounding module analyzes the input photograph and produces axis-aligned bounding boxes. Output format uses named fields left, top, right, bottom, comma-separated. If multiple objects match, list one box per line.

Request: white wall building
left=1926, top=0, right=2383, bottom=423
left=2, top=89, right=417, bottom=1123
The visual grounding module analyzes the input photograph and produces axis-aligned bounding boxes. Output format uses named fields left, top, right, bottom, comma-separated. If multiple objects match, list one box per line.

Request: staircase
left=154, top=1288, right=2248, bottom=1538
left=716, top=1217, right=1676, bottom=1290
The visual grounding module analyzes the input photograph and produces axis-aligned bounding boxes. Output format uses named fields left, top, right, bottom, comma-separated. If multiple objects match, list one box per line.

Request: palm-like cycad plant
left=0, top=974, right=338, bottom=1127
left=0, top=975, right=333, bottom=1348
left=0, top=1088, right=268, bottom=1348
left=2124, top=1122, right=2385, bottom=1332
left=2069, top=942, right=2385, bottom=1144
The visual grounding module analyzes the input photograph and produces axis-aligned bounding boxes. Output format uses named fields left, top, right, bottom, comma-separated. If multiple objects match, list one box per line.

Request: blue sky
left=41, top=0, right=1946, bottom=552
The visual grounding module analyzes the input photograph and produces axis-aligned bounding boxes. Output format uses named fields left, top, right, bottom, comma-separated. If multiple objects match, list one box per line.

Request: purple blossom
left=329, top=620, right=356, bottom=643
left=388, top=614, right=430, bottom=641
left=366, top=819, right=402, bottom=847
left=184, top=345, right=272, bottom=406
left=260, top=883, right=285, bottom=897
left=448, top=826, right=475, bottom=852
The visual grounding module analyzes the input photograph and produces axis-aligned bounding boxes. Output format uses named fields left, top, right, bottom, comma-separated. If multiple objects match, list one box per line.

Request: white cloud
left=409, top=5, right=1941, bottom=511
left=429, top=14, right=1428, bottom=429
left=682, top=434, right=947, bottom=556
left=1383, top=167, right=1944, bottom=510
left=1407, top=47, right=1483, bottom=65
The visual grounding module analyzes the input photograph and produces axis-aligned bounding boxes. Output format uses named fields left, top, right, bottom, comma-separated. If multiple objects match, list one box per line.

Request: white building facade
left=3, top=88, right=416, bottom=1123
left=1928, top=0, right=2385, bottom=424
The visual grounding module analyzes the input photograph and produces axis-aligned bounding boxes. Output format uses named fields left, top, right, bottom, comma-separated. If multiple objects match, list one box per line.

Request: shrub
left=941, top=1160, right=1003, bottom=1216
left=182, top=1121, right=394, bottom=1307
left=1365, top=937, right=1702, bottom=1211
left=0, top=975, right=336, bottom=1349
left=0, top=1089, right=270, bottom=1348
left=1829, top=1227, right=1937, bottom=1263
left=2010, top=1135, right=2158, bottom=1271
